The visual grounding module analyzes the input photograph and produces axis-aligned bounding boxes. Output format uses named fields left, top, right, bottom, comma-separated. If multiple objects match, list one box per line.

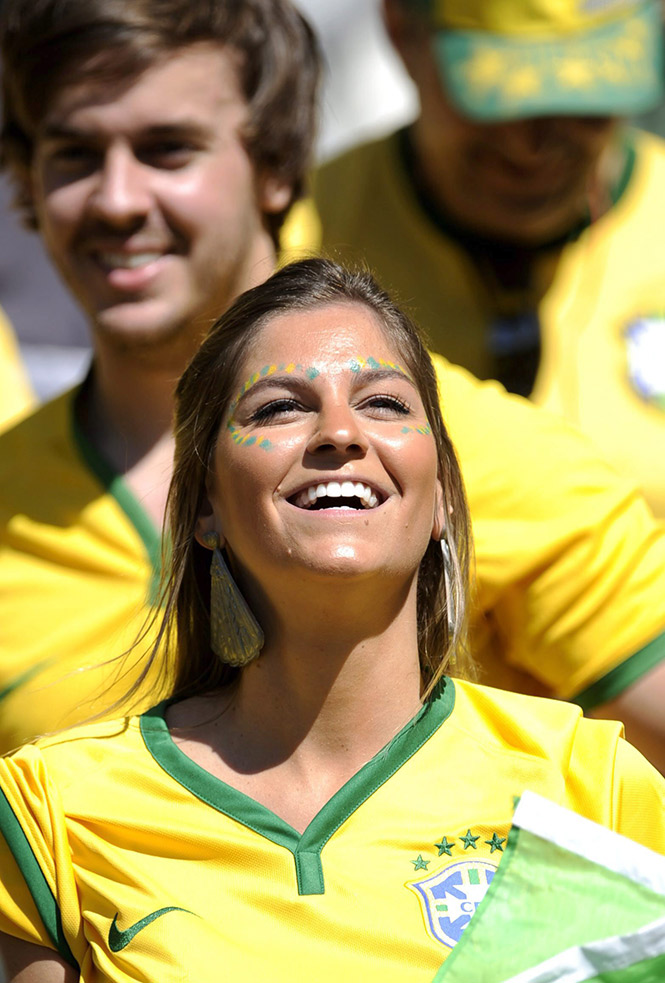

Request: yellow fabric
left=437, top=0, right=648, bottom=34
left=0, top=388, right=170, bottom=752
left=314, top=128, right=665, bottom=519
left=0, top=306, right=34, bottom=433
left=0, top=679, right=662, bottom=981
left=431, top=354, right=665, bottom=700
left=2, top=343, right=665, bottom=751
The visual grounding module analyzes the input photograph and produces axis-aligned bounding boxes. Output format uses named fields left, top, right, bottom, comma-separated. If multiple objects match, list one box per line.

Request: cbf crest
left=624, top=317, right=665, bottom=411
left=407, top=859, right=497, bottom=948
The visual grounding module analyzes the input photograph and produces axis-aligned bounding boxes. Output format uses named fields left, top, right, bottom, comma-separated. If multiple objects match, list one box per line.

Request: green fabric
left=435, top=1, right=663, bottom=122
left=431, top=817, right=665, bottom=982
left=586, top=952, right=665, bottom=983
left=140, top=678, right=456, bottom=896
left=71, top=390, right=162, bottom=605
left=573, top=630, right=665, bottom=710
left=0, top=787, right=78, bottom=968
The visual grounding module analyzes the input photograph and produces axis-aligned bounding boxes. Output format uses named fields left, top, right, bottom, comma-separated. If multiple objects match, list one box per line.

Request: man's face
left=396, top=21, right=616, bottom=244
left=30, top=43, right=288, bottom=350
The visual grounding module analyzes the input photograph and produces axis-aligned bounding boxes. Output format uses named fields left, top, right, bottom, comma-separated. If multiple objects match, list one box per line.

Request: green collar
left=70, top=379, right=162, bottom=605
left=140, top=678, right=456, bottom=896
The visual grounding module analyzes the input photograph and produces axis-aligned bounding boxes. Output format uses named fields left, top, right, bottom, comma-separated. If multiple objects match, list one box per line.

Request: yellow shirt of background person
left=1, top=348, right=665, bottom=751
left=0, top=306, right=33, bottom=432
left=313, top=129, right=665, bottom=519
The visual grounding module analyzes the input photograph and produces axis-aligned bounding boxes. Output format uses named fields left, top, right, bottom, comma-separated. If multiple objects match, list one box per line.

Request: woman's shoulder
left=449, top=677, right=623, bottom=760
left=0, top=710, right=151, bottom=802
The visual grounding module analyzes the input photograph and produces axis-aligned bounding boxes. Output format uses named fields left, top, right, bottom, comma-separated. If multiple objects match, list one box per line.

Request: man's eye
left=141, top=143, right=197, bottom=168
left=249, top=398, right=302, bottom=423
left=46, top=145, right=98, bottom=170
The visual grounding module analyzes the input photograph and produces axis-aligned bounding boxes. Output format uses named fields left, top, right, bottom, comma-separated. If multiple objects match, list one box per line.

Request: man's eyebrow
left=39, top=120, right=210, bottom=142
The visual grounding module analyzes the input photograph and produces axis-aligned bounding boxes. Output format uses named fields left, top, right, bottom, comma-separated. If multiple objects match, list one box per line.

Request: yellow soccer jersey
left=0, top=679, right=662, bottom=983
left=433, top=355, right=665, bottom=706
left=0, top=305, right=34, bottom=433
left=2, top=361, right=665, bottom=752
left=0, top=386, right=170, bottom=750
left=315, top=128, right=665, bottom=518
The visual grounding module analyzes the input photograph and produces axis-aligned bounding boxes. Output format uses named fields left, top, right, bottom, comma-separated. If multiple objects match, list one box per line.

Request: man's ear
left=194, top=493, right=224, bottom=550
left=259, top=174, right=293, bottom=215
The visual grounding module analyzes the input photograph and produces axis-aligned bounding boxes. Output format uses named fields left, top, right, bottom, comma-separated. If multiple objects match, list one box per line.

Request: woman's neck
left=168, top=579, right=424, bottom=831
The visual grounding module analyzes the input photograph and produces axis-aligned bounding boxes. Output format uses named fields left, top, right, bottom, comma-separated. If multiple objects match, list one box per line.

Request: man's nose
left=87, top=144, right=152, bottom=226
left=494, top=117, right=560, bottom=163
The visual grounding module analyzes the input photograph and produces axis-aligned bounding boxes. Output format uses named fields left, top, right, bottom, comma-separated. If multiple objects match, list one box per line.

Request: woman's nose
left=306, top=402, right=369, bottom=457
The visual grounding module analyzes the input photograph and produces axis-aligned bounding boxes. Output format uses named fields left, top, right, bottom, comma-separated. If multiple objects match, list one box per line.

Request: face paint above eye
left=349, top=356, right=409, bottom=377
left=229, top=362, right=315, bottom=415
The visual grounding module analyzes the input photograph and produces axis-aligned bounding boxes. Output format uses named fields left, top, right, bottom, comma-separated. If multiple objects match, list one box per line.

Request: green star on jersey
left=485, top=833, right=506, bottom=853
left=411, top=855, right=430, bottom=871
left=460, top=829, right=480, bottom=850
left=434, top=836, right=455, bottom=857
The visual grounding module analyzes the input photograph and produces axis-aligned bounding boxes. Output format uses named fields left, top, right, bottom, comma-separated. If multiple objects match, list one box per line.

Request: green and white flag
left=432, top=791, right=665, bottom=983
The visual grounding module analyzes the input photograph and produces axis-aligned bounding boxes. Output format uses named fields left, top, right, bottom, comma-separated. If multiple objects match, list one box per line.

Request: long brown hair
left=131, top=258, right=473, bottom=706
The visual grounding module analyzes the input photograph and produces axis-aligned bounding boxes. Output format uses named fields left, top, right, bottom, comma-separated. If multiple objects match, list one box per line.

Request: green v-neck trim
left=70, top=387, right=162, bottom=605
left=140, top=678, right=456, bottom=896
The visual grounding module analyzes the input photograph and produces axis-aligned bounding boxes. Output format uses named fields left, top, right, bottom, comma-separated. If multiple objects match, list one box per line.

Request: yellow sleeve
left=0, top=747, right=81, bottom=970
left=0, top=307, right=34, bottom=433
left=611, top=737, right=665, bottom=851
left=433, top=354, right=665, bottom=704
left=278, top=198, right=322, bottom=264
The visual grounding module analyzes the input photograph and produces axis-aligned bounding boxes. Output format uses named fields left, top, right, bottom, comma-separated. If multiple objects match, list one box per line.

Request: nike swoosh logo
left=108, top=907, right=193, bottom=951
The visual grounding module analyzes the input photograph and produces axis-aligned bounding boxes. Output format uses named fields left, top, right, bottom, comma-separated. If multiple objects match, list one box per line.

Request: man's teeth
left=99, top=252, right=163, bottom=270
left=294, top=481, right=379, bottom=510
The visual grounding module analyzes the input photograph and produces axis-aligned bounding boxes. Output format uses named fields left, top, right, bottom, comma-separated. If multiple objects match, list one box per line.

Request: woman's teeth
left=293, top=481, right=380, bottom=510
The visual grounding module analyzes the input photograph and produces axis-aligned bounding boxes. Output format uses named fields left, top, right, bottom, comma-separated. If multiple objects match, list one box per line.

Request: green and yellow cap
left=408, top=0, right=663, bottom=120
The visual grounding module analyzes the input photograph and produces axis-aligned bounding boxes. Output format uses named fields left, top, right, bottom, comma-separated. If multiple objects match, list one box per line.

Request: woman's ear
left=431, top=481, right=446, bottom=542
left=194, top=493, right=225, bottom=550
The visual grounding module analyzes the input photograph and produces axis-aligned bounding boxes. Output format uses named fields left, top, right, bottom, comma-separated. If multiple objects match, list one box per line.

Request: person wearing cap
left=314, top=0, right=665, bottom=520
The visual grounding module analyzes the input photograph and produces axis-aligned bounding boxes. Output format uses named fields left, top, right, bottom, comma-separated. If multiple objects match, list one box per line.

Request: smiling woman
left=0, top=259, right=663, bottom=983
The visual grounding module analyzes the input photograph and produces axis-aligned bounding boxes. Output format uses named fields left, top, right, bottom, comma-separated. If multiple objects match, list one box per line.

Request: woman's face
left=197, top=302, right=444, bottom=600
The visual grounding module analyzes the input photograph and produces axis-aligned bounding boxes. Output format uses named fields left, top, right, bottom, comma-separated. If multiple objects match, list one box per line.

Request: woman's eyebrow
left=229, top=361, right=416, bottom=414
left=228, top=372, right=311, bottom=416
left=351, top=367, right=415, bottom=387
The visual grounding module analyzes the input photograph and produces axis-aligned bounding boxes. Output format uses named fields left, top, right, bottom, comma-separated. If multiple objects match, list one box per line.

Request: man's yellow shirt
left=0, top=306, right=34, bottom=433
left=1, top=358, right=665, bottom=750
left=314, top=128, right=665, bottom=519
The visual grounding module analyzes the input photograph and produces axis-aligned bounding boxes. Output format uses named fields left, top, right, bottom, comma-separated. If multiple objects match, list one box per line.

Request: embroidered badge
left=624, top=318, right=665, bottom=411
left=407, top=858, right=498, bottom=949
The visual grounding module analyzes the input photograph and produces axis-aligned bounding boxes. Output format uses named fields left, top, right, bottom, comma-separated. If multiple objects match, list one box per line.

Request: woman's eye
left=249, top=398, right=302, bottom=423
left=363, top=394, right=411, bottom=415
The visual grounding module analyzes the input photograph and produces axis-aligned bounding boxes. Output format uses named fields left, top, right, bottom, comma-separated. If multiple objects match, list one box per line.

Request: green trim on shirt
left=70, top=388, right=162, bottom=605
left=140, top=678, right=456, bottom=896
left=573, top=631, right=665, bottom=711
left=0, top=787, right=78, bottom=969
